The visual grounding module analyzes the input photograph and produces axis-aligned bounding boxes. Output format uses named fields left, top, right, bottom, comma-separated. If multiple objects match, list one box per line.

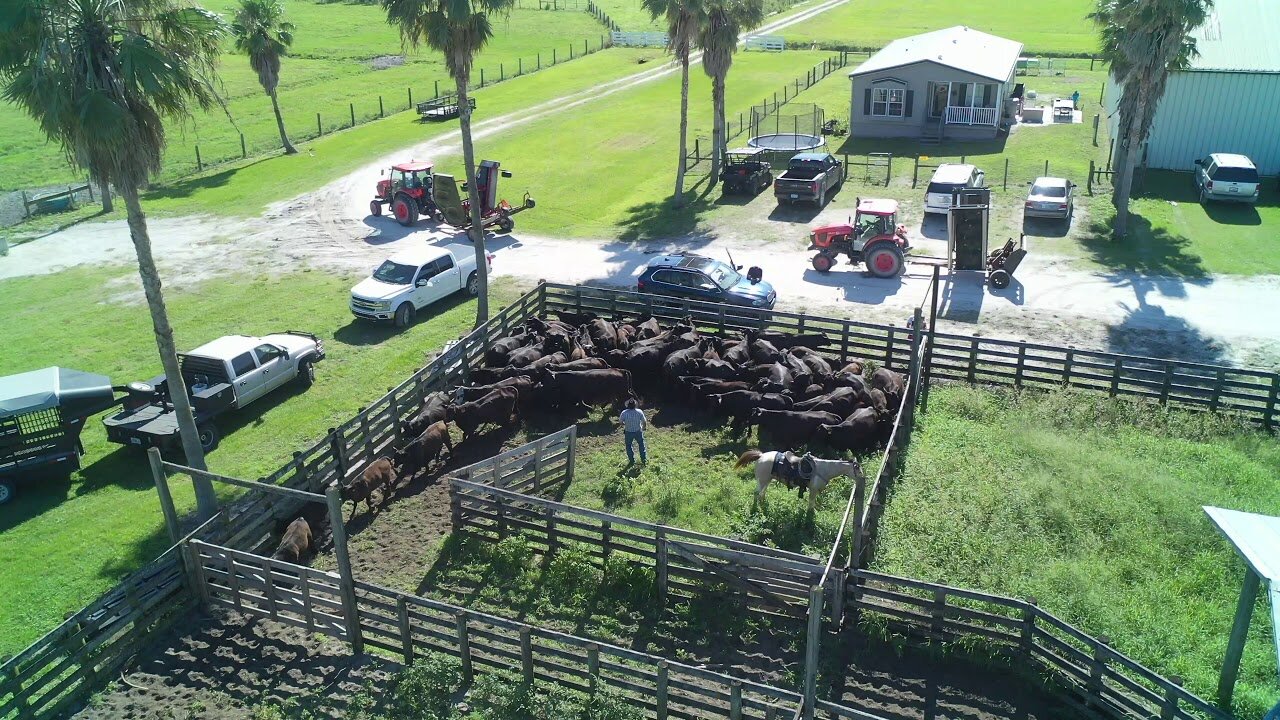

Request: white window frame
left=871, top=87, right=905, bottom=118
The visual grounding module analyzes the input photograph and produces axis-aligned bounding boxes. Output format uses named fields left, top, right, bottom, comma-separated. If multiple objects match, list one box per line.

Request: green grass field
left=0, top=268, right=524, bottom=660
left=875, top=385, right=1280, bottom=718
left=0, top=0, right=609, bottom=190
left=780, top=0, right=1099, bottom=56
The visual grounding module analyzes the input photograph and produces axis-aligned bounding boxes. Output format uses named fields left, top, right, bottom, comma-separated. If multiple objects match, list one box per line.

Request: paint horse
left=735, top=449, right=863, bottom=510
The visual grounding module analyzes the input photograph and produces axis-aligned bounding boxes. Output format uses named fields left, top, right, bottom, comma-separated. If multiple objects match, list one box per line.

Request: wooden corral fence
left=4, top=280, right=1270, bottom=720
left=450, top=477, right=832, bottom=618
left=842, top=570, right=1233, bottom=720
left=182, top=538, right=806, bottom=720
left=448, top=425, right=577, bottom=498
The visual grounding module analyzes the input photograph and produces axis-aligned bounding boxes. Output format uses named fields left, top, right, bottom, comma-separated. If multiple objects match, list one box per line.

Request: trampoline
left=747, top=133, right=824, bottom=151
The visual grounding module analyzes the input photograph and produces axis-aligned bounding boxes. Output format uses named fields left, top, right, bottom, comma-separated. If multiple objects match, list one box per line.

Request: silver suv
left=1193, top=153, right=1261, bottom=204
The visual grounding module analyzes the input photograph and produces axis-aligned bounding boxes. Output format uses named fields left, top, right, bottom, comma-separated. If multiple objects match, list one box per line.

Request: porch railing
left=945, top=105, right=998, bottom=126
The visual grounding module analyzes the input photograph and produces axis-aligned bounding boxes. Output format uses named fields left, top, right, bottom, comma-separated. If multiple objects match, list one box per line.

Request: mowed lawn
left=875, top=385, right=1280, bottom=718
left=0, top=268, right=524, bottom=659
left=780, top=0, right=1099, bottom=56
left=0, top=0, right=608, bottom=190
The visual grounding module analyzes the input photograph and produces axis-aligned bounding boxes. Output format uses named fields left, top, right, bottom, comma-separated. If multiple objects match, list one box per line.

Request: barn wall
left=1142, top=71, right=1280, bottom=175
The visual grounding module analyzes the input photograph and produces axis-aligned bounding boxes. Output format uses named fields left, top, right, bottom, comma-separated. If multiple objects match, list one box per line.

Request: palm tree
left=1091, top=0, right=1209, bottom=235
left=644, top=0, right=704, bottom=207
left=232, top=0, right=297, bottom=154
left=1, top=0, right=225, bottom=518
left=698, top=0, right=763, bottom=179
left=382, top=0, right=514, bottom=326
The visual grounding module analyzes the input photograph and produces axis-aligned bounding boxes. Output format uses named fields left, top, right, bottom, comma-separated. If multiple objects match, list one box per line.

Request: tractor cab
left=371, top=160, right=443, bottom=225
left=809, top=198, right=910, bottom=278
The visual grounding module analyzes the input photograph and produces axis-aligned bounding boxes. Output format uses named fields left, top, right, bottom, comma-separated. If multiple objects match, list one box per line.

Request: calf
left=870, top=367, right=905, bottom=410
left=747, top=409, right=841, bottom=447
left=446, top=387, right=520, bottom=441
left=271, top=517, right=314, bottom=564
left=403, top=391, right=450, bottom=438
left=545, top=369, right=635, bottom=409
left=395, top=420, right=454, bottom=477
left=507, top=345, right=545, bottom=368
left=341, top=456, right=396, bottom=517
left=821, top=408, right=882, bottom=452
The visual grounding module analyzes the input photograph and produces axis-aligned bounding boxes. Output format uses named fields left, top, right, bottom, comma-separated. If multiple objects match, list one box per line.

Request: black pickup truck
left=774, top=152, right=844, bottom=207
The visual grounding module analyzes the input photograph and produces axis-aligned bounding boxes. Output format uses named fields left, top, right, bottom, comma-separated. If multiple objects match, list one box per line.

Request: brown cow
left=821, top=408, right=882, bottom=452
left=395, top=420, right=454, bottom=477
left=446, top=387, right=520, bottom=441
left=747, top=409, right=841, bottom=447
left=272, top=517, right=314, bottom=563
left=545, top=369, right=635, bottom=409
left=404, top=391, right=450, bottom=438
left=341, top=456, right=396, bottom=517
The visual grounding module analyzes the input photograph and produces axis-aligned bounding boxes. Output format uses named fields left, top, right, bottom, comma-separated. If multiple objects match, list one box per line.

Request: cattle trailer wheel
left=865, top=245, right=904, bottom=278
left=467, top=271, right=480, bottom=296
left=369, top=200, right=382, bottom=217
left=297, top=359, right=315, bottom=388
left=197, top=424, right=220, bottom=453
left=393, top=196, right=418, bottom=226
left=990, top=269, right=1012, bottom=289
left=811, top=253, right=835, bottom=273
left=394, top=302, right=416, bottom=328
left=0, top=479, right=13, bottom=505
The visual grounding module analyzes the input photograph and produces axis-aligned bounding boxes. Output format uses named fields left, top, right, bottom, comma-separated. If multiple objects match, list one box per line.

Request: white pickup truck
left=103, top=332, right=326, bottom=452
left=350, top=244, right=493, bottom=327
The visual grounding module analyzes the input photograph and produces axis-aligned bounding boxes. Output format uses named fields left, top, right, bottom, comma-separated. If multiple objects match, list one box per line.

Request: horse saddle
left=773, top=451, right=815, bottom=493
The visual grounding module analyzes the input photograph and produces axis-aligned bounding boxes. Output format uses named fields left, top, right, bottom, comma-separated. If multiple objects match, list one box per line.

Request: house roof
left=1187, top=0, right=1280, bottom=73
left=848, top=26, right=1023, bottom=82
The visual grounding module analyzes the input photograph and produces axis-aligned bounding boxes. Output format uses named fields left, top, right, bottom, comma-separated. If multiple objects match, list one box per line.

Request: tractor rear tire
left=865, top=245, right=905, bottom=278
left=990, top=269, right=1012, bottom=289
left=394, top=302, right=415, bottom=328
left=393, top=197, right=418, bottom=227
left=812, top=253, right=835, bottom=273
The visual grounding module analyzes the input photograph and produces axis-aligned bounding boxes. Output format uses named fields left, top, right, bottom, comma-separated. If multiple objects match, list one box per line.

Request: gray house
left=1104, top=0, right=1280, bottom=175
left=848, top=26, right=1024, bottom=141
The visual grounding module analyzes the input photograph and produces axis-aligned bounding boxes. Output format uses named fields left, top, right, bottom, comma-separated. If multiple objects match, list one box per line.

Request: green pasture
left=0, top=0, right=609, bottom=190
left=780, top=0, right=1099, bottom=56
left=0, top=268, right=524, bottom=660
left=876, top=385, right=1280, bottom=718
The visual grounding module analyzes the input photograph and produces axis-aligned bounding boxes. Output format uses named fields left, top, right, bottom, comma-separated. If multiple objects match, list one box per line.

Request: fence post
left=656, top=661, right=669, bottom=720
left=350, top=103, right=355, bottom=126
left=1265, top=375, right=1280, bottom=429
left=1160, top=363, right=1174, bottom=405
left=182, top=540, right=211, bottom=610
left=500, top=63, right=504, bottom=81
left=912, top=156, right=920, bottom=188
left=538, top=52, right=541, bottom=70
left=1088, top=160, right=1095, bottom=195
left=730, top=681, right=743, bottom=720
left=1063, top=347, right=1074, bottom=385
left=553, top=48, right=557, bottom=63
left=1003, top=158, right=1009, bottom=191
left=967, top=337, right=978, bottom=383
left=325, top=483, right=364, bottom=655
left=1015, top=344, right=1026, bottom=388
left=518, top=57, right=522, bottom=75
left=587, top=643, right=600, bottom=690
left=330, top=428, right=348, bottom=481
left=930, top=588, right=946, bottom=635
left=21, top=191, right=29, bottom=219
left=397, top=596, right=414, bottom=663
left=1092, top=114, right=1100, bottom=146
left=195, top=145, right=203, bottom=172
left=148, top=448, right=181, bottom=545
left=1019, top=598, right=1037, bottom=659
left=240, top=133, right=247, bottom=159
left=802, top=585, right=823, bottom=720
left=520, top=627, right=534, bottom=683
left=379, top=96, right=385, bottom=118
left=408, top=87, right=413, bottom=109
left=852, top=470, right=866, bottom=568
left=1044, top=159, right=1049, bottom=177
left=921, top=264, right=940, bottom=412
left=316, top=112, right=322, bottom=135
left=456, top=612, right=473, bottom=682
left=1161, top=676, right=1184, bottom=719
left=656, top=528, right=668, bottom=605
left=544, top=505, right=558, bottom=555
left=1087, top=636, right=1111, bottom=708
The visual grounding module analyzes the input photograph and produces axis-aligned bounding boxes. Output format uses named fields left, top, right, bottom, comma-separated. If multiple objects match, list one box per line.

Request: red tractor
left=809, top=198, right=911, bottom=278
left=370, top=161, right=444, bottom=226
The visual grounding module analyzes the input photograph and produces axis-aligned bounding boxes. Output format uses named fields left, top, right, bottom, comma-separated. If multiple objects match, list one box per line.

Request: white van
left=924, top=163, right=986, bottom=215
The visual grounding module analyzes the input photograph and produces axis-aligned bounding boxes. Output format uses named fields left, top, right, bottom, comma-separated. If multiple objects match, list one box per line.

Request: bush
left=599, top=554, right=654, bottom=609
left=582, top=689, right=642, bottom=720
left=545, top=544, right=602, bottom=605
left=489, top=535, right=534, bottom=577
left=600, top=473, right=635, bottom=507
left=395, top=652, right=463, bottom=720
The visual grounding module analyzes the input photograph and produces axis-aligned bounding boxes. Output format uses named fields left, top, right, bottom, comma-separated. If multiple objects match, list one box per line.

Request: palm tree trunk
left=1111, top=84, right=1149, bottom=237
left=120, top=186, right=218, bottom=519
left=674, top=50, right=690, bottom=207
left=711, top=73, right=726, bottom=180
left=270, top=88, right=297, bottom=155
left=457, top=77, right=489, bottom=327
left=99, top=177, right=113, bottom=213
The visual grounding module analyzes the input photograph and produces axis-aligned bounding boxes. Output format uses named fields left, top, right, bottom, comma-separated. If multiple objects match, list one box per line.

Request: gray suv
left=1193, top=153, right=1261, bottom=204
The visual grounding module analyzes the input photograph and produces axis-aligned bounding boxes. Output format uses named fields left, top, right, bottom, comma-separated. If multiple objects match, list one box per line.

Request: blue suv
left=636, top=253, right=776, bottom=309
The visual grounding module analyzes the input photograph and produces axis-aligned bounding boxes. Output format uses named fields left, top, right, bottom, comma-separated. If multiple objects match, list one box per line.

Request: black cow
left=545, top=369, right=635, bottom=409
left=446, top=387, right=520, bottom=441
left=792, top=386, right=862, bottom=416
left=747, top=409, right=841, bottom=447
left=821, top=407, right=882, bottom=452
left=870, top=367, right=905, bottom=410
left=394, top=420, right=454, bottom=476
left=404, top=391, right=450, bottom=438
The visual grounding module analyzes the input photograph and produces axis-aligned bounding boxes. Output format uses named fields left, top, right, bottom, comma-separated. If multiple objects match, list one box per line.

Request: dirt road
left=3, top=0, right=1278, bottom=368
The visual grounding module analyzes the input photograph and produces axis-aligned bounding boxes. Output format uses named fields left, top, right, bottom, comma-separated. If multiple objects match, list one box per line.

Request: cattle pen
left=1, top=281, right=1266, bottom=720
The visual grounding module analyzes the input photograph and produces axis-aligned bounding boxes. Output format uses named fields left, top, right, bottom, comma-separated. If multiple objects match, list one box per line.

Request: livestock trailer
left=0, top=367, right=119, bottom=503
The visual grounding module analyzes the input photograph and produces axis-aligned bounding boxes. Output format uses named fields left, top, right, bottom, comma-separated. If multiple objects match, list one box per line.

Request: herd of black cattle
left=273, top=313, right=905, bottom=562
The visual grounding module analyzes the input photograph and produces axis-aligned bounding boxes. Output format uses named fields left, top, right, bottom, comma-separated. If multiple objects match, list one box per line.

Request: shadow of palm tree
left=1080, top=214, right=1208, bottom=280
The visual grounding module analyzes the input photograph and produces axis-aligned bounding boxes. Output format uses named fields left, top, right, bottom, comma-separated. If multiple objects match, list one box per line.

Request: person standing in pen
left=619, top=398, right=648, bottom=465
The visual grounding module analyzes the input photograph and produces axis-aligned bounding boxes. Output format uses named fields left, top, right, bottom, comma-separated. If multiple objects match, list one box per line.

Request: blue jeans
left=624, top=431, right=647, bottom=463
